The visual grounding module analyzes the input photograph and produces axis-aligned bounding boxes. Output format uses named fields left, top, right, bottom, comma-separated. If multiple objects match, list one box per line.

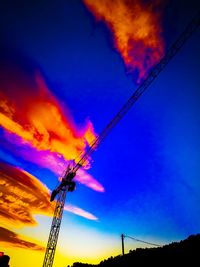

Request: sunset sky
left=0, top=1, right=200, bottom=267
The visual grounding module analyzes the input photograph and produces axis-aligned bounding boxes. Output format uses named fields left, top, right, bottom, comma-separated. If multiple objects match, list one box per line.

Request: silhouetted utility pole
left=121, top=234, right=125, bottom=256
left=121, top=234, right=161, bottom=254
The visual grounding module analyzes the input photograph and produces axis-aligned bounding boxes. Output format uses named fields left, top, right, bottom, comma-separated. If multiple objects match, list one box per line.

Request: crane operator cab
left=50, top=168, right=76, bottom=202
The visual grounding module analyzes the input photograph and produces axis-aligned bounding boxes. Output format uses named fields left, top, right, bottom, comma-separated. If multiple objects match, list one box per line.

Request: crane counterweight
left=50, top=167, right=76, bottom=202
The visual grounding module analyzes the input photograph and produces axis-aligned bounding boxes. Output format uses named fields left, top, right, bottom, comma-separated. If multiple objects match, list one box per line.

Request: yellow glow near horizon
left=0, top=231, right=121, bottom=267
left=0, top=214, right=122, bottom=267
left=1, top=213, right=163, bottom=267
left=0, top=247, right=44, bottom=267
left=56, top=221, right=122, bottom=264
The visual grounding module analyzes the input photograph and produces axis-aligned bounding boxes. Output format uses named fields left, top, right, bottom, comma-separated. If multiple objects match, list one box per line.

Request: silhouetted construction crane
left=42, top=11, right=200, bottom=267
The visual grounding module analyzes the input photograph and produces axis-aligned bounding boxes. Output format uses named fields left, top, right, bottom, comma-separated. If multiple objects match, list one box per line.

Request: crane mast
left=42, top=186, right=67, bottom=267
left=42, top=11, right=200, bottom=267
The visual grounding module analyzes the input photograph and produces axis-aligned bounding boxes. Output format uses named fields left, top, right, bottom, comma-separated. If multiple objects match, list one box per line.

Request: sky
left=0, top=0, right=200, bottom=266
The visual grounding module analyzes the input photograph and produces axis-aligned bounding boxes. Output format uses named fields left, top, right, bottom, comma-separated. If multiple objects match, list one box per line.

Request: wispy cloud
left=64, top=204, right=98, bottom=221
left=0, top=161, right=99, bottom=249
left=0, top=226, right=44, bottom=251
left=0, top=58, right=104, bottom=192
left=83, top=0, right=165, bottom=84
left=0, top=138, right=105, bottom=193
left=76, top=168, right=105, bottom=193
left=0, top=161, right=98, bottom=224
left=0, top=68, right=96, bottom=161
left=0, top=161, right=53, bottom=226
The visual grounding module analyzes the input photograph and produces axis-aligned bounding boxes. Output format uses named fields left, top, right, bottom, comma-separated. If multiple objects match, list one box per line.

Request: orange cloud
left=0, top=161, right=53, bottom=226
left=0, top=60, right=105, bottom=192
left=83, top=0, right=165, bottom=83
left=0, top=161, right=98, bottom=225
left=0, top=227, right=44, bottom=251
left=0, top=68, right=96, bottom=163
left=0, top=161, right=99, bottom=251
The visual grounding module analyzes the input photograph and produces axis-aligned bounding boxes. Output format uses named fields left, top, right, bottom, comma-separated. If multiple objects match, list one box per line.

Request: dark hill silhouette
left=70, top=233, right=200, bottom=267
